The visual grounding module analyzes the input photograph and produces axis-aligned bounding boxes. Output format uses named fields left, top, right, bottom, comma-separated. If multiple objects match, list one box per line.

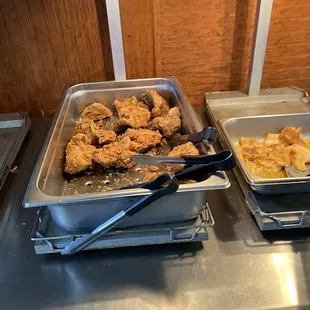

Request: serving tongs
left=132, top=150, right=235, bottom=169
left=61, top=174, right=179, bottom=255
left=171, top=127, right=217, bottom=146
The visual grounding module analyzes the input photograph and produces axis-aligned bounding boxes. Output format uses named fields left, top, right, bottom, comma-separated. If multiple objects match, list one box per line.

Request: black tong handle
left=61, top=174, right=179, bottom=255
left=171, top=127, right=217, bottom=145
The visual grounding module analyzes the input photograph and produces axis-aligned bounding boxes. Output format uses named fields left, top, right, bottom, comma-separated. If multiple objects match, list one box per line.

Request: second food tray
left=219, top=113, right=310, bottom=195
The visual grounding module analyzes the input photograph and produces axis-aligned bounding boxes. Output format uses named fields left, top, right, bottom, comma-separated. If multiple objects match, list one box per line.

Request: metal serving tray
left=24, top=78, right=230, bottom=232
left=220, top=113, right=310, bottom=194
left=31, top=204, right=213, bottom=254
left=205, top=87, right=310, bottom=230
left=0, top=112, right=31, bottom=190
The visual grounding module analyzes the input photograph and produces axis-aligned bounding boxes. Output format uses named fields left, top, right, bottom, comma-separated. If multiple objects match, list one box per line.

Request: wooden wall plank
left=0, top=0, right=108, bottom=117
left=119, top=0, right=155, bottom=79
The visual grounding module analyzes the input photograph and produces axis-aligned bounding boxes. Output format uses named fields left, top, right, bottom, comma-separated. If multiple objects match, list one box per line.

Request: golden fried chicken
left=75, top=119, right=96, bottom=143
left=142, top=90, right=170, bottom=117
left=120, top=129, right=162, bottom=152
left=75, top=119, right=116, bottom=145
left=168, top=141, right=199, bottom=157
left=93, top=137, right=136, bottom=169
left=82, top=103, right=112, bottom=120
left=89, top=121, right=116, bottom=144
left=143, top=171, right=161, bottom=182
left=279, top=126, right=305, bottom=146
left=113, top=96, right=151, bottom=130
left=65, top=134, right=96, bottom=174
left=166, top=142, right=199, bottom=173
left=148, top=107, right=181, bottom=138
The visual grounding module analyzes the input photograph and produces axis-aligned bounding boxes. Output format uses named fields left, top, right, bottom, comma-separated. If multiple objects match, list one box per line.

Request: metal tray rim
left=219, top=113, right=310, bottom=186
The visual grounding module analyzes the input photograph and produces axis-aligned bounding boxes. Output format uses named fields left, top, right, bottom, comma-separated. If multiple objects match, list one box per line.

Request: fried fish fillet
left=268, top=144, right=290, bottom=167
left=120, top=128, right=162, bottom=152
left=82, top=103, right=112, bottom=120
left=264, top=133, right=287, bottom=146
left=93, top=137, right=136, bottom=169
left=279, top=126, right=305, bottom=146
left=238, top=137, right=269, bottom=161
left=65, top=134, right=96, bottom=174
left=148, top=107, right=181, bottom=138
left=113, top=96, right=151, bottom=130
left=142, top=90, right=170, bottom=117
left=286, top=144, right=310, bottom=171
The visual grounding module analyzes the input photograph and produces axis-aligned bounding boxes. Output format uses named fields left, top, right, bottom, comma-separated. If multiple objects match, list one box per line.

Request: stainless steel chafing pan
left=219, top=113, right=310, bottom=195
left=23, top=78, right=230, bottom=232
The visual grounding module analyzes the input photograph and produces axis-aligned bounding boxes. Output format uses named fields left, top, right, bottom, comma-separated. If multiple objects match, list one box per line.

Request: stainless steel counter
left=1, top=115, right=310, bottom=310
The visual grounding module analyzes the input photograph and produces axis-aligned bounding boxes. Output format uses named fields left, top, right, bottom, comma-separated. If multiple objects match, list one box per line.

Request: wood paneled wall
left=0, top=0, right=309, bottom=116
left=121, top=0, right=310, bottom=105
left=0, top=0, right=112, bottom=117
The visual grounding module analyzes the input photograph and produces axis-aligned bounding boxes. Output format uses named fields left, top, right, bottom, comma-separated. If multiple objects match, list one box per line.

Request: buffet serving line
left=2, top=0, right=310, bottom=308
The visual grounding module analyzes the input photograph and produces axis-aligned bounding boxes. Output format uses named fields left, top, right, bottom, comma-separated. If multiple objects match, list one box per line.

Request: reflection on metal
left=273, top=254, right=298, bottom=306
left=105, top=0, right=126, bottom=80
left=246, top=0, right=273, bottom=95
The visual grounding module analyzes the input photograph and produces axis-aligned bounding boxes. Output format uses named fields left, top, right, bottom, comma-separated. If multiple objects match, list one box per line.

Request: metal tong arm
left=61, top=174, right=179, bottom=255
left=142, top=150, right=233, bottom=165
left=171, top=127, right=217, bottom=145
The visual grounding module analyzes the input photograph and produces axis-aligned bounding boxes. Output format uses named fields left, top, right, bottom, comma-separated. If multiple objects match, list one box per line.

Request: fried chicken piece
left=166, top=142, right=199, bottom=173
left=75, top=118, right=96, bottom=143
left=75, top=119, right=116, bottom=145
left=89, top=121, right=116, bottom=144
left=65, top=134, right=96, bottom=174
left=120, top=129, right=162, bottom=152
left=142, top=90, right=170, bottom=117
left=148, top=107, right=181, bottom=138
left=286, top=144, right=310, bottom=171
left=113, top=96, right=151, bottom=130
left=93, top=137, right=136, bottom=169
left=268, top=144, right=290, bottom=167
left=143, top=171, right=161, bottom=183
left=279, top=126, right=305, bottom=146
left=238, top=137, right=269, bottom=161
left=82, top=103, right=112, bottom=120
left=168, top=141, right=199, bottom=157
